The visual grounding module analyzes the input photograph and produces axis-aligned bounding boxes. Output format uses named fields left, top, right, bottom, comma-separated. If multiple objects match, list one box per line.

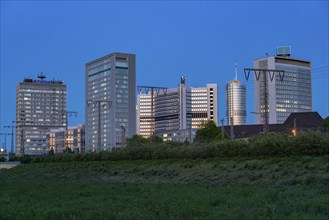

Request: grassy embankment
left=1, top=155, right=329, bottom=219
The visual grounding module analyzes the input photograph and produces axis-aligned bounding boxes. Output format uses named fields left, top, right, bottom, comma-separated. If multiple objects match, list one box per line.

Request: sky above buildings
left=0, top=1, right=328, bottom=150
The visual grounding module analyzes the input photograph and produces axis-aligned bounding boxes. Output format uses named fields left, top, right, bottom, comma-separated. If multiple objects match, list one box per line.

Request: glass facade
left=85, top=53, right=136, bottom=152
left=154, top=89, right=181, bottom=132
left=254, top=55, right=312, bottom=124
left=275, top=64, right=312, bottom=123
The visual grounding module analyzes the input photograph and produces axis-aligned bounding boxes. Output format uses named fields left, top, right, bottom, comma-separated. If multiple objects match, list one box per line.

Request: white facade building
left=137, top=77, right=218, bottom=139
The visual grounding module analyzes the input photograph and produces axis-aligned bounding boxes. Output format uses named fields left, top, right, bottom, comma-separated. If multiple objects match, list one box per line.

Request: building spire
left=235, top=61, right=238, bottom=80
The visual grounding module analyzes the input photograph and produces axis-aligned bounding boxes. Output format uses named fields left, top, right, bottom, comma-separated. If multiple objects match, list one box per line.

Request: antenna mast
left=37, top=72, right=46, bottom=80
left=235, top=61, right=238, bottom=80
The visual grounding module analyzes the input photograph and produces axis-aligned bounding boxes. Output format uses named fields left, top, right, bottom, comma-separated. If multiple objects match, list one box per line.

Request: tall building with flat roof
left=254, top=47, right=312, bottom=124
left=137, top=77, right=218, bottom=139
left=15, top=74, right=67, bottom=156
left=85, top=52, right=136, bottom=152
left=226, top=63, right=246, bottom=125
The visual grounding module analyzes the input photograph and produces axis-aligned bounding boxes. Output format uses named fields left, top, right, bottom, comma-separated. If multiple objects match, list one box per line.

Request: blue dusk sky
left=0, top=1, right=328, bottom=150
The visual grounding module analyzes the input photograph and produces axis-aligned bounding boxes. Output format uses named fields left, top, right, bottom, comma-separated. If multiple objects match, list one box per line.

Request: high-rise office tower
left=85, top=52, right=136, bottom=152
left=15, top=74, right=67, bottom=156
left=226, top=63, right=246, bottom=125
left=137, top=77, right=218, bottom=138
left=254, top=47, right=312, bottom=124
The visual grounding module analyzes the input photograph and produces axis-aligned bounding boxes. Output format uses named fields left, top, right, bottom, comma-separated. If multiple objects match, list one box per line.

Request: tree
left=322, top=116, right=329, bottom=130
left=126, top=135, right=149, bottom=147
left=194, top=121, right=221, bottom=143
left=64, top=147, right=73, bottom=154
left=48, top=148, right=55, bottom=156
left=148, top=135, right=163, bottom=143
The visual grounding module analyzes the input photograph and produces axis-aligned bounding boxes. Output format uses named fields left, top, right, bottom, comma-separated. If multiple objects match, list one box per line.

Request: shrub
left=30, top=130, right=329, bottom=163
left=293, top=130, right=329, bottom=155
left=248, top=133, right=293, bottom=156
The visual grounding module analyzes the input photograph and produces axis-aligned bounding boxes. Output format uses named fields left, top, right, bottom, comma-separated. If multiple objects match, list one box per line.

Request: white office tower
left=254, top=47, right=312, bottom=124
left=226, top=63, right=247, bottom=125
left=137, top=77, right=218, bottom=138
left=85, top=52, right=136, bottom=152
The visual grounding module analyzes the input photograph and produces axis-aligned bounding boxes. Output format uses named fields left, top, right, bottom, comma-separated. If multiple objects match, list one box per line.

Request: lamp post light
left=0, top=132, right=8, bottom=152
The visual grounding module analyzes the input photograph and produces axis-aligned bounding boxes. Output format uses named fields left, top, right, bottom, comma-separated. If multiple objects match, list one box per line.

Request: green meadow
left=1, top=156, right=329, bottom=219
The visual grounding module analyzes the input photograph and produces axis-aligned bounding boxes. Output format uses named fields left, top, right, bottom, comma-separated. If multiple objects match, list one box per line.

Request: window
left=116, top=62, right=128, bottom=68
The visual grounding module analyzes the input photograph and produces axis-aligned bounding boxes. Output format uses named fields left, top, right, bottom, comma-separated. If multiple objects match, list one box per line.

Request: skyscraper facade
left=137, top=77, right=218, bottom=139
left=190, top=84, right=218, bottom=128
left=226, top=63, right=246, bottom=125
left=15, top=75, right=67, bottom=156
left=254, top=47, right=312, bottom=124
left=85, top=52, right=136, bottom=152
left=137, top=92, right=154, bottom=138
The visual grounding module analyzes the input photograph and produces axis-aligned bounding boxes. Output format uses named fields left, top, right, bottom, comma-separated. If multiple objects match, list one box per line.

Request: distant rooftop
left=23, top=73, right=64, bottom=85
left=276, top=46, right=291, bottom=57
left=223, top=112, right=323, bottom=139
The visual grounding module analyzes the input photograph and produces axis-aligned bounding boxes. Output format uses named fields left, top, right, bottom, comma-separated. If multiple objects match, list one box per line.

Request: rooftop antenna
left=37, top=72, right=46, bottom=80
left=235, top=61, right=238, bottom=80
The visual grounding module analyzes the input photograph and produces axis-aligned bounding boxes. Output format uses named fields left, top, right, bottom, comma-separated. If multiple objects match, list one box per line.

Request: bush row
left=23, top=130, right=329, bottom=163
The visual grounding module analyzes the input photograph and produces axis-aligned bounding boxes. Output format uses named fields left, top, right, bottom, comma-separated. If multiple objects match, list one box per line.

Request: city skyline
left=1, top=1, right=328, bottom=152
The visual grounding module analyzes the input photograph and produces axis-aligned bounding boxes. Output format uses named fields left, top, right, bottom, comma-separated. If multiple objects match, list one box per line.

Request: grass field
left=1, top=156, right=329, bottom=219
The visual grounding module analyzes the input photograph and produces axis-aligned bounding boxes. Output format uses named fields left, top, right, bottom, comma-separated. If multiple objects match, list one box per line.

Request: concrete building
left=137, top=91, right=155, bottom=138
left=156, top=128, right=196, bottom=143
left=85, top=52, right=136, bottom=152
left=15, top=74, right=67, bottom=156
left=137, top=77, right=218, bottom=141
left=190, top=83, right=218, bottom=128
left=254, top=47, right=312, bottom=124
left=226, top=63, right=246, bottom=125
left=47, top=124, right=85, bottom=153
